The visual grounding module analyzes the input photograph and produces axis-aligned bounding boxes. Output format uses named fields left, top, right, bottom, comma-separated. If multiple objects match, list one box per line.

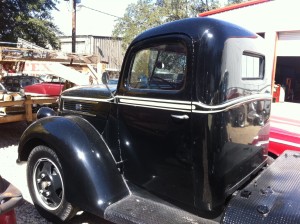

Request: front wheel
left=27, top=145, right=77, bottom=222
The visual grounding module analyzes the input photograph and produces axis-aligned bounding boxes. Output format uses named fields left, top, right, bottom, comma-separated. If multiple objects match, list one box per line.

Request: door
left=117, top=36, right=195, bottom=207
left=277, top=31, right=300, bottom=57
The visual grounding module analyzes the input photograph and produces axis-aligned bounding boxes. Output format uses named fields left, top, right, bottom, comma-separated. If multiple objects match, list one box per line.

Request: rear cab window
left=242, top=52, right=265, bottom=80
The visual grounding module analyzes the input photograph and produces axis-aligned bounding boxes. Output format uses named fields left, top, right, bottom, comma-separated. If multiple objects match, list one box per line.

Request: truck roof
left=132, top=17, right=257, bottom=45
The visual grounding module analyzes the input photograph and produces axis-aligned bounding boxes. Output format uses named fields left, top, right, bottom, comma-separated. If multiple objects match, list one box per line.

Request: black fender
left=18, top=115, right=129, bottom=216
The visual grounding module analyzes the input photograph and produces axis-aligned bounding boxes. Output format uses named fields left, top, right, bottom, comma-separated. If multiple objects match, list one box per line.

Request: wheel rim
left=32, top=158, right=64, bottom=210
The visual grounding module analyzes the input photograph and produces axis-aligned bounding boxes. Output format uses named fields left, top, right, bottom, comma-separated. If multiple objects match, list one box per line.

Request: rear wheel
left=27, top=145, right=77, bottom=222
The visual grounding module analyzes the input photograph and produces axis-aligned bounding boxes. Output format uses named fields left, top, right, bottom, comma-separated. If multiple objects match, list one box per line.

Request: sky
left=51, top=0, right=231, bottom=37
left=52, top=0, right=138, bottom=36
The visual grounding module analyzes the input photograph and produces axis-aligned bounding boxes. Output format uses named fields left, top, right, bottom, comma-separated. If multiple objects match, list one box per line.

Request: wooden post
left=72, top=0, right=76, bottom=53
left=25, top=95, right=33, bottom=123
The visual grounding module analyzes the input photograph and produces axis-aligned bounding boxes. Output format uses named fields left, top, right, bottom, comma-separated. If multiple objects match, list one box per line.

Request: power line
left=77, top=5, right=121, bottom=18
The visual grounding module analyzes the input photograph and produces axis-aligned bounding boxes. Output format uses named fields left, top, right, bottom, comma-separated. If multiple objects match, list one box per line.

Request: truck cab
left=18, top=17, right=273, bottom=223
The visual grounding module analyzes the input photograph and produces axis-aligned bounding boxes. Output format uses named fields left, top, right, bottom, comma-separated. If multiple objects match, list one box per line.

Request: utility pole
left=72, top=0, right=76, bottom=53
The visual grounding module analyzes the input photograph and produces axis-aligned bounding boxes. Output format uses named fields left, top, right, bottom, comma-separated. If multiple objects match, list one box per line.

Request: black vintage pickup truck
left=17, top=17, right=300, bottom=223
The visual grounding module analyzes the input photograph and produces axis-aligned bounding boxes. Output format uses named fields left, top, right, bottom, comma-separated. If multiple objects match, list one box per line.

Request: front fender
left=18, top=116, right=129, bottom=216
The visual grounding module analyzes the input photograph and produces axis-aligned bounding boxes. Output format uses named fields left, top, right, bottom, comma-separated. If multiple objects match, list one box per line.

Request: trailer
left=0, top=45, right=100, bottom=124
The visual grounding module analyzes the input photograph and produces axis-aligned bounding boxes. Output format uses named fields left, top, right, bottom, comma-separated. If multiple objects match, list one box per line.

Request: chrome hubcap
left=33, top=158, right=64, bottom=210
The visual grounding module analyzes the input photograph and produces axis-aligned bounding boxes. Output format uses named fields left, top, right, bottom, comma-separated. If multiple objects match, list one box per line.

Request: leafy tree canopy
left=113, top=0, right=249, bottom=51
left=0, top=0, right=62, bottom=49
left=113, top=0, right=221, bottom=50
left=226, top=0, right=246, bottom=5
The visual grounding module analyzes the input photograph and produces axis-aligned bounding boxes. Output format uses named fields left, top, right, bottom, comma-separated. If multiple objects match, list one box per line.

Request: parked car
left=3, top=75, right=43, bottom=92
left=24, top=76, right=65, bottom=96
left=0, top=176, right=23, bottom=224
left=0, top=83, right=21, bottom=101
left=0, top=76, right=7, bottom=85
left=0, top=83, right=7, bottom=99
left=0, top=82, right=26, bottom=115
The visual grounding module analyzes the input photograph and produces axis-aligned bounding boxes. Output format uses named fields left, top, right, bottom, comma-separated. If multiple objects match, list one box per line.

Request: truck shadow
left=0, top=121, right=28, bottom=148
left=16, top=201, right=112, bottom=224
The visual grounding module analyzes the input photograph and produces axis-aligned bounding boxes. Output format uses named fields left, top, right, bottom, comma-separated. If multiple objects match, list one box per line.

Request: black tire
left=27, top=145, right=77, bottom=222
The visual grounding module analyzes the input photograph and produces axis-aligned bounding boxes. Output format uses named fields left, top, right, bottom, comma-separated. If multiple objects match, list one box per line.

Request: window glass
left=129, top=42, right=187, bottom=90
left=21, top=78, right=31, bottom=86
left=242, top=53, right=264, bottom=80
left=12, top=79, right=20, bottom=87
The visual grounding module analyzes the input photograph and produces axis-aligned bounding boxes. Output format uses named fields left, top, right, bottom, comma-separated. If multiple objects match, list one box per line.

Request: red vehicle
left=24, top=76, right=65, bottom=96
left=269, top=115, right=300, bottom=157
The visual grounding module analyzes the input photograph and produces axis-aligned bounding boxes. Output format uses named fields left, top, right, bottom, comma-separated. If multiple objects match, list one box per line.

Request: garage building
left=200, top=0, right=300, bottom=103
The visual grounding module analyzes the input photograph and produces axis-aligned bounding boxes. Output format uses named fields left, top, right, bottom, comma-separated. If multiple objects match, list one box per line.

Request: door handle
left=171, top=114, right=189, bottom=120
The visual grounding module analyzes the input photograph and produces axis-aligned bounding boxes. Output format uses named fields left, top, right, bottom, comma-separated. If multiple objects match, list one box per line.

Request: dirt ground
left=0, top=121, right=51, bottom=223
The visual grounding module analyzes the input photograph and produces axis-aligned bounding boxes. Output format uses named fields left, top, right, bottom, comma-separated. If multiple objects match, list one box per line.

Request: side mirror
left=102, top=72, right=109, bottom=84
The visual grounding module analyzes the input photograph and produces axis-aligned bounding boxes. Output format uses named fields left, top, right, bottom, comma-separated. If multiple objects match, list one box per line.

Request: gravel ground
left=0, top=121, right=111, bottom=224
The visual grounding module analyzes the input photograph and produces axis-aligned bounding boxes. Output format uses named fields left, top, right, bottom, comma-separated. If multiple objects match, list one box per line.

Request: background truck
left=17, top=17, right=300, bottom=223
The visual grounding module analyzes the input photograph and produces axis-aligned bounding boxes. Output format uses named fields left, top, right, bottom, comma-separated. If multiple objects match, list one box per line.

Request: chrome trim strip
left=61, top=95, right=114, bottom=102
left=117, top=94, right=272, bottom=113
left=61, top=109, right=96, bottom=117
left=119, top=102, right=191, bottom=113
left=61, top=94, right=271, bottom=114
left=192, top=94, right=271, bottom=114
left=116, top=95, right=191, bottom=105
left=193, top=93, right=271, bottom=110
left=119, top=98, right=192, bottom=110
left=254, top=140, right=269, bottom=147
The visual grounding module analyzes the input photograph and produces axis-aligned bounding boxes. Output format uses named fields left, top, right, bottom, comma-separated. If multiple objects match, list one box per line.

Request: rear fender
left=18, top=116, right=129, bottom=216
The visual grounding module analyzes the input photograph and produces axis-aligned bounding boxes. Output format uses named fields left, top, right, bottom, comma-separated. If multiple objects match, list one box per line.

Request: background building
left=59, top=35, right=123, bottom=72
left=200, top=0, right=300, bottom=103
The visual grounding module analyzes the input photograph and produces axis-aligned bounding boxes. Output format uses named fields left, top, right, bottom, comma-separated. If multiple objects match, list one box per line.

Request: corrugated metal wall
left=59, top=35, right=124, bottom=70
left=92, top=36, right=123, bottom=70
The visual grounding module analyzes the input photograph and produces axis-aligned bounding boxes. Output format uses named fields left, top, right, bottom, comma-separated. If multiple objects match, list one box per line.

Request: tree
left=226, top=0, right=248, bottom=5
left=113, top=0, right=221, bottom=51
left=0, top=0, right=62, bottom=49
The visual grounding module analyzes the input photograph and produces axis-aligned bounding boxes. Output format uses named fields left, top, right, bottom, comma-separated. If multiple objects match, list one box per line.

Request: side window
left=21, top=78, right=31, bottom=86
left=33, top=78, right=39, bottom=84
left=242, top=52, right=265, bottom=80
left=129, top=42, right=187, bottom=90
left=7, top=78, right=13, bottom=84
left=12, top=79, right=20, bottom=87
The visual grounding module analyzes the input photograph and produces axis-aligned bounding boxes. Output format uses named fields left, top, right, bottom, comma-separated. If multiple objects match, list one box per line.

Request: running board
left=104, top=194, right=218, bottom=224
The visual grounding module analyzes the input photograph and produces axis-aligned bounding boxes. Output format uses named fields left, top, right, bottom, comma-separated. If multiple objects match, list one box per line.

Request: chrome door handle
left=171, top=114, right=189, bottom=120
